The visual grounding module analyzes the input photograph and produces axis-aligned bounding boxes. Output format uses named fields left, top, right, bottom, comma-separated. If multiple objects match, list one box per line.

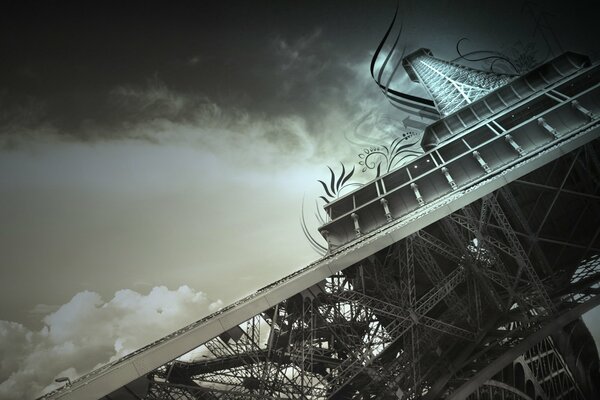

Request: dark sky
left=3, top=0, right=597, bottom=138
left=1, top=1, right=599, bottom=398
left=2, top=1, right=392, bottom=134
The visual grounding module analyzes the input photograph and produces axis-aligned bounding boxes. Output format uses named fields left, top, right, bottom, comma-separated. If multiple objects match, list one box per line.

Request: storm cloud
left=1, top=1, right=599, bottom=398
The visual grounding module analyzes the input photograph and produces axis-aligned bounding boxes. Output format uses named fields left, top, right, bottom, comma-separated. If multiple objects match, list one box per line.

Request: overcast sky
left=1, top=1, right=599, bottom=398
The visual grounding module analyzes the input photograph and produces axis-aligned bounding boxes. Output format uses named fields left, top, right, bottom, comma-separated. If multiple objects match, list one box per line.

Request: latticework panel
left=135, top=142, right=600, bottom=399
left=408, top=54, right=512, bottom=116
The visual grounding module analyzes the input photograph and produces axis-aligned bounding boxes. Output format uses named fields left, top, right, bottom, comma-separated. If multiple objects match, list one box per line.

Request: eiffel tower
left=40, top=38, right=600, bottom=400
left=402, top=48, right=513, bottom=116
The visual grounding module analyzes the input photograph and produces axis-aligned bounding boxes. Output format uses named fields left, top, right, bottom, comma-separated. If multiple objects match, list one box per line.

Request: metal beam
left=446, top=295, right=600, bottom=400
left=514, top=179, right=600, bottom=202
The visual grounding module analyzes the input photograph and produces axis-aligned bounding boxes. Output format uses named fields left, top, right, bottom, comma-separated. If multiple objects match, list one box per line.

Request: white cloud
left=0, top=285, right=221, bottom=400
left=28, top=304, right=59, bottom=316
left=103, top=77, right=330, bottom=169
left=0, top=59, right=425, bottom=400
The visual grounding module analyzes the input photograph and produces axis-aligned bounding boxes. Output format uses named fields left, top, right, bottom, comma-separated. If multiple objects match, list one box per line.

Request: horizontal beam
left=514, top=179, right=600, bottom=202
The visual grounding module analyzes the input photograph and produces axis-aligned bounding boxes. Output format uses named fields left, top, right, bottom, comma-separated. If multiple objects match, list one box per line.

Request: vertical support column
left=405, top=236, right=418, bottom=395
left=380, top=198, right=393, bottom=222
left=411, top=183, right=425, bottom=206
left=537, top=117, right=559, bottom=138
left=571, top=100, right=594, bottom=120
left=411, top=324, right=420, bottom=394
left=441, top=167, right=458, bottom=190
left=505, top=134, right=525, bottom=156
left=499, top=188, right=554, bottom=279
left=351, top=213, right=361, bottom=238
left=485, top=195, right=555, bottom=313
left=441, top=216, right=504, bottom=312
left=406, top=236, right=416, bottom=307
left=473, top=151, right=491, bottom=173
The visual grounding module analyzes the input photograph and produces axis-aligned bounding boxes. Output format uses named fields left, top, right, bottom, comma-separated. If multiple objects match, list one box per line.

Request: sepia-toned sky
left=1, top=1, right=599, bottom=398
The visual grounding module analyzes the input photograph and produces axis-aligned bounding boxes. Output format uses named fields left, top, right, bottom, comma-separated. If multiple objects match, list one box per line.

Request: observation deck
left=319, top=52, right=600, bottom=250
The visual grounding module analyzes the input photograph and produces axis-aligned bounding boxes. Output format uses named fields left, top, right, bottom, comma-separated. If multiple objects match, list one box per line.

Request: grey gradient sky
left=1, top=1, right=599, bottom=397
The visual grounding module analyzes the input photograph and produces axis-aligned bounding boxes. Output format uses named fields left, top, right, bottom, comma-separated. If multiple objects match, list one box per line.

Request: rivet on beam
left=410, top=183, right=425, bottom=206
left=537, top=117, right=559, bottom=138
left=350, top=213, right=361, bottom=237
left=571, top=100, right=594, bottom=120
left=505, top=134, right=525, bottom=156
left=441, top=167, right=457, bottom=190
left=472, top=151, right=491, bottom=173
left=380, top=198, right=392, bottom=222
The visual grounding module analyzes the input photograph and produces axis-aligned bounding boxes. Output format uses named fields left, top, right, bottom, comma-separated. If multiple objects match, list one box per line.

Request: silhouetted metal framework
left=403, top=49, right=514, bottom=116
left=40, top=52, right=600, bottom=400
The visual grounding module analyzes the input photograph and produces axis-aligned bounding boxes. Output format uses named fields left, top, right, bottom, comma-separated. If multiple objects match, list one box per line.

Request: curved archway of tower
left=515, top=362, right=526, bottom=392
left=526, top=380, right=535, bottom=399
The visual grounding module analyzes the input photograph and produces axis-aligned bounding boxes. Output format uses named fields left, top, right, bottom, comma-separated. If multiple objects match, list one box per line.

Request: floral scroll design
left=357, top=131, right=420, bottom=178
left=301, top=132, right=421, bottom=255
left=453, top=38, right=542, bottom=75
left=301, top=163, right=361, bottom=255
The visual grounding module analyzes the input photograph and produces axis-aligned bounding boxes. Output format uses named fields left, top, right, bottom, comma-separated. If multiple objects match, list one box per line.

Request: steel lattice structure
left=39, top=50, right=600, bottom=400
left=402, top=49, right=514, bottom=116
left=140, top=180, right=600, bottom=400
